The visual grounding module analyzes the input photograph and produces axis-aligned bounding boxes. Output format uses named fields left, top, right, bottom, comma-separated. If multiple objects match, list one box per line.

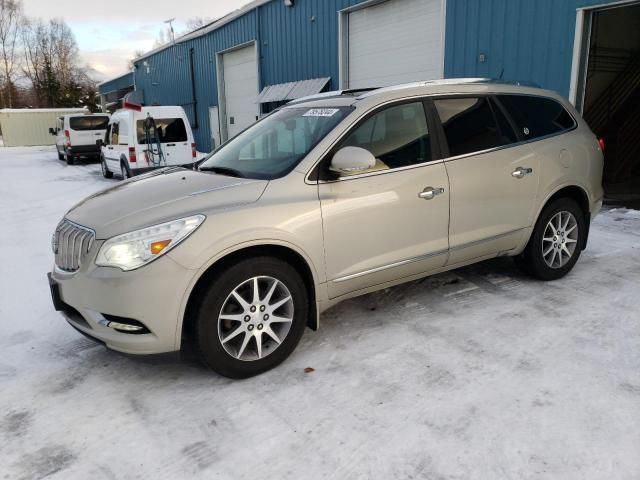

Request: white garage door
left=222, top=44, right=259, bottom=139
left=347, top=0, right=444, bottom=89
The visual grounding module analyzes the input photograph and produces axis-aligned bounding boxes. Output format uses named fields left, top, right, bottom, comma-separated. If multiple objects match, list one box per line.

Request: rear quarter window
left=497, top=95, right=576, bottom=140
left=69, top=116, right=109, bottom=131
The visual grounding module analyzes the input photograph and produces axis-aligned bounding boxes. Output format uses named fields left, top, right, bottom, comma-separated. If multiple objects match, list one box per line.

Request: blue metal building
left=98, top=0, right=640, bottom=188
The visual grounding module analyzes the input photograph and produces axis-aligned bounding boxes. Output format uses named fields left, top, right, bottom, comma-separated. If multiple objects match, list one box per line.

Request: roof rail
left=287, top=87, right=380, bottom=106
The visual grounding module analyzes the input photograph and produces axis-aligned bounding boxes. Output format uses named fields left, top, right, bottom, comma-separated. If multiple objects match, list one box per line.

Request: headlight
left=95, top=215, right=205, bottom=271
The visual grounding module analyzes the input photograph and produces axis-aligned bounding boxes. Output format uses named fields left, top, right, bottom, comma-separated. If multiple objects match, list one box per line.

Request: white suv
left=48, top=80, right=604, bottom=378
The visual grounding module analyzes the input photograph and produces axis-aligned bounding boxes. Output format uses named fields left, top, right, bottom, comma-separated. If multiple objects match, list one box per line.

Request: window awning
left=256, top=77, right=331, bottom=104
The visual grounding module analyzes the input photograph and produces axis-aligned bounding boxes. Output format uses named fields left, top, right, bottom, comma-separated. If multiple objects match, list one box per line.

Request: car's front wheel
left=120, top=161, right=131, bottom=180
left=194, top=257, right=308, bottom=378
left=517, top=197, right=586, bottom=280
left=101, top=156, right=113, bottom=178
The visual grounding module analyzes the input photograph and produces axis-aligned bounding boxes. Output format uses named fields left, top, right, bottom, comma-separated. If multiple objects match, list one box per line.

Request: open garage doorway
left=572, top=1, right=640, bottom=205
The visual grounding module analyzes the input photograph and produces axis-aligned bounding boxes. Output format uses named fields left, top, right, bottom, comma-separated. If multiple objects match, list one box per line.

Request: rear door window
left=497, top=95, right=576, bottom=140
left=433, top=97, right=512, bottom=157
left=69, top=116, right=109, bottom=131
left=136, top=118, right=187, bottom=144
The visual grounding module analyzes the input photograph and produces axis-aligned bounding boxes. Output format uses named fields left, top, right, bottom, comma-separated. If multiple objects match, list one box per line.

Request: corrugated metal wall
left=98, top=72, right=134, bottom=94
left=132, top=0, right=368, bottom=151
left=444, top=0, right=621, bottom=97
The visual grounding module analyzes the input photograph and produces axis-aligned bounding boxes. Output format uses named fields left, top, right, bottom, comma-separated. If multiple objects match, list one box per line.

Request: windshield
left=199, top=107, right=352, bottom=179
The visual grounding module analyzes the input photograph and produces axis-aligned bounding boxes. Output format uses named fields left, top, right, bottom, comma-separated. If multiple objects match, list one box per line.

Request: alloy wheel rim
left=217, top=276, right=294, bottom=362
left=542, top=211, right=579, bottom=269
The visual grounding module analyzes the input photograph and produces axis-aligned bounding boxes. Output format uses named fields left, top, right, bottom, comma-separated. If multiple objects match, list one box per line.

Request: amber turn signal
left=150, top=239, right=171, bottom=255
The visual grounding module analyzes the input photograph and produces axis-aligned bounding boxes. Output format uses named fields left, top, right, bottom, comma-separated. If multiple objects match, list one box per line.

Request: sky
left=22, top=0, right=251, bottom=82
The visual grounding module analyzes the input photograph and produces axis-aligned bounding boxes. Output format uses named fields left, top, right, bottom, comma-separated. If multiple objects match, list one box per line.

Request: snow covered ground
left=1, top=146, right=639, bottom=480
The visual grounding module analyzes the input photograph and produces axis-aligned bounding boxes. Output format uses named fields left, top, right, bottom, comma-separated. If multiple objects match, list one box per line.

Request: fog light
left=99, top=314, right=151, bottom=334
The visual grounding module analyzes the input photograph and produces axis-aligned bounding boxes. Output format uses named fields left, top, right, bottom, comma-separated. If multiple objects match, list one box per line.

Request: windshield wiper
left=199, top=166, right=245, bottom=178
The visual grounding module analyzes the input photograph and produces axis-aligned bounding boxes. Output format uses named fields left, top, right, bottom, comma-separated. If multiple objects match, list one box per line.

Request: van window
left=69, top=116, right=109, bottom=131
left=111, top=123, right=119, bottom=145
left=434, top=97, right=510, bottom=158
left=497, top=95, right=576, bottom=139
left=136, top=118, right=187, bottom=144
left=340, top=102, right=432, bottom=169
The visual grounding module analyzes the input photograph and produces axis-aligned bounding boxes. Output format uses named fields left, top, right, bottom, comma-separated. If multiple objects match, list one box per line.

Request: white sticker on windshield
left=303, top=108, right=340, bottom=117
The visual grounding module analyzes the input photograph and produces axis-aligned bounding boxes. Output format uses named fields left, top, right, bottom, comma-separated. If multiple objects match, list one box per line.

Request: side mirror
left=96, top=139, right=104, bottom=147
left=330, top=146, right=376, bottom=176
left=49, top=127, right=56, bottom=135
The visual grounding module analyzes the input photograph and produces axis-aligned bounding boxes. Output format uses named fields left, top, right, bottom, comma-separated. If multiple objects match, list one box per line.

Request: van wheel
left=517, top=198, right=585, bottom=281
left=101, top=156, right=113, bottom=179
left=65, top=154, right=74, bottom=165
left=194, top=257, right=308, bottom=378
left=120, top=161, right=131, bottom=180
left=57, top=151, right=64, bottom=160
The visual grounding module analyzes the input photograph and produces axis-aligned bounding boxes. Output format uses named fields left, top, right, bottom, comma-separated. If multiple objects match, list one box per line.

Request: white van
left=100, top=105, right=196, bottom=179
left=50, top=113, right=110, bottom=165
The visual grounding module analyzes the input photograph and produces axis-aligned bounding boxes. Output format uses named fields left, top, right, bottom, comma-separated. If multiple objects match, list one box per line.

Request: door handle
left=512, top=167, right=533, bottom=178
left=418, top=187, right=445, bottom=200
left=166, top=143, right=176, bottom=147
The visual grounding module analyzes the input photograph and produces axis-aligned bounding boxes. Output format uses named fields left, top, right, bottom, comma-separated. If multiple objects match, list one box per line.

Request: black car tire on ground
left=194, top=257, right=309, bottom=378
left=517, top=197, right=586, bottom=281
left=101, top=156, right=113, bottom=179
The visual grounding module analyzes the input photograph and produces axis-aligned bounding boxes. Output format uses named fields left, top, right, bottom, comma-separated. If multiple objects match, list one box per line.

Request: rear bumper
left=66, top=145, right=101, bottom=156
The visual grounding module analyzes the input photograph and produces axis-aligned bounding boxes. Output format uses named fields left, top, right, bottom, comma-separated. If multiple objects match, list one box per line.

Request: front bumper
left=49, top=253, right=197, bottom=354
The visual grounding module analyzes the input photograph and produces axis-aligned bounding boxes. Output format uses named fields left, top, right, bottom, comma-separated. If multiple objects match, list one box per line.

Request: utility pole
left=164, top=18, right=176, bottom=44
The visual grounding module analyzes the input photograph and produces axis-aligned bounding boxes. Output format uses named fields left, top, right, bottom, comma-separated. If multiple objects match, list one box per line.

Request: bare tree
left=0, top=0, right=23, bottom=107
left=21, top=17, right=92, bottom=108
left=127, top=49, right=145, bottom=70
left=185, top=17, right=212, bottom=32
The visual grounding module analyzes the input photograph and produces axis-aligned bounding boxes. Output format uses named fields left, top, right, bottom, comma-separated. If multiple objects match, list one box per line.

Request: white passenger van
left=99, top=104, right=197, bottom=179
left=50, top=113, right=110, bottom=164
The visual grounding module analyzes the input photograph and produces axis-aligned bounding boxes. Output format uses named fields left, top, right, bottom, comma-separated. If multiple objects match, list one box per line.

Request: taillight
left=64, top=129, right=70, bottom=147
left=598, top=138, right=606, bottom=153
left=129, top=147, right=137, bottom=163
left=191, top=143, right=197, bottom=159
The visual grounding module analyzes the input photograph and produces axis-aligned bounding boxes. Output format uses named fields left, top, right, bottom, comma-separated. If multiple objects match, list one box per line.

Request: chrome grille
left=53, top=219, right=95, bottom=272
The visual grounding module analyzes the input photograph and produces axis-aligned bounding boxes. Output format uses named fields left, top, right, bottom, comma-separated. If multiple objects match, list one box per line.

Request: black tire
left=120, top=161, right=131, bottom=180
left=101, top=156, right=113, bottom=178
left=57, top=150, right=64, bottom=160
left=65, top=154, right=74, bottom=165
left=517, top=197, right=586, bottom=281
left=194, top=257, right=309, bottom=378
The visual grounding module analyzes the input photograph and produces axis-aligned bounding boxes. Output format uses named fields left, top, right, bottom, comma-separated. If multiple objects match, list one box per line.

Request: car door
left=318, top=100, right=450, bottom=299
left=159, top=117, right=191, bottom=166
left=104, top=121, right=120, bottom=171
left=431, top=96, right=540, bottom=265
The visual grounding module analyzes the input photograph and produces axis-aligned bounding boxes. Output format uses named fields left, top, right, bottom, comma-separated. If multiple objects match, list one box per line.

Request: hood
left=65, top=167, right=268, bottom=239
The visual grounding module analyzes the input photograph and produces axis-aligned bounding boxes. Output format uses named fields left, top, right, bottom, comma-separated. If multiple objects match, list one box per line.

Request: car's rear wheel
left=57, top=150, right=64, bottom=160
left=101, top=156, right=113, bottom=178
left=194, top=257, right=308, bottom=378
left=517, top=197, right=586, bottom=280
left=65, top=154, right=74, bottom=165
